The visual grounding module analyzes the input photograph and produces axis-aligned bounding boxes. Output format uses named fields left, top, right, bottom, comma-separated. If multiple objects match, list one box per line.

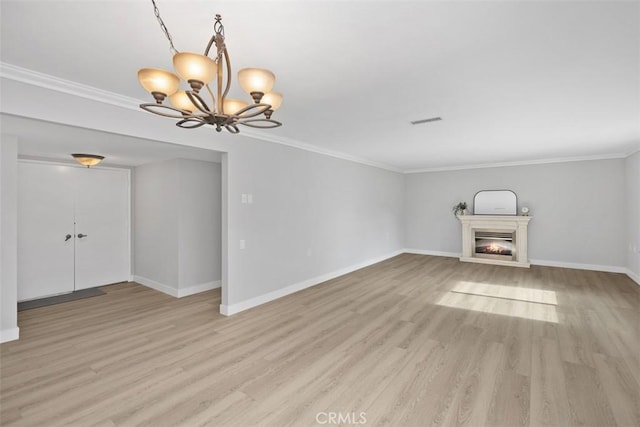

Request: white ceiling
left=1, top=1, right=638, bottom=171
left=1, top=114, right=222, bottom=166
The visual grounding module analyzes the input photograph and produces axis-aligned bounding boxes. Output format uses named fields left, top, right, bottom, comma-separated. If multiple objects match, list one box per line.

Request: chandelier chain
left=151, top=0, right=178, bottom=55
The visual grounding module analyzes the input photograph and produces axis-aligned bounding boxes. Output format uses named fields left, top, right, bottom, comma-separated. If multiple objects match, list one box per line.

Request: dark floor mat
left=18, top=288, right=105, bottom=311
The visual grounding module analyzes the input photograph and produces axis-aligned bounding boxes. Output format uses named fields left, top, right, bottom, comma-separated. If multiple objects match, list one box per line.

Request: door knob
left=65, top=234, right=72, bottom=241
left=77, top=233, right=87, bottom=239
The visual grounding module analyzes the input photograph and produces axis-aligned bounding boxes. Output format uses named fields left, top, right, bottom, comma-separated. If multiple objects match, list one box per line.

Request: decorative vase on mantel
left=453, top=202, right=468, bottom=217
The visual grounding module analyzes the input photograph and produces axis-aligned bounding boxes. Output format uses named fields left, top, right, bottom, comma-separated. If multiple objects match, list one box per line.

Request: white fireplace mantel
left=458, top=215, right=532, bottom=268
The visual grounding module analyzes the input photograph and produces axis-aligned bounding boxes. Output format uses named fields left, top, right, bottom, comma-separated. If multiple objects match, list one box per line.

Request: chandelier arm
left=234, top=103, right=272, bottom=119
left=176, top=118, right=207, bottom=129
left=186, top=92, right=213, bottom=114
left=217, top=49, right=223, bottom=113
left=203, top=34, right=217, bottom=59
left=221, top=47, right=232, bottom=102
left=237, top=118, right=283, bottom=129
left=225, top=124, right=240, bottom=134
left=205, top=84, right=217, bottom=113
left=204, top=14, right=225, bottom=58
left=140, top=103, right=197, bottom=119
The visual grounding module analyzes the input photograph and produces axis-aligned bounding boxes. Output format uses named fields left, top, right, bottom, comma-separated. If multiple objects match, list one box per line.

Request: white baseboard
left=403, top=250, right=634, bottom=278
left=220, top=249, right=404, bottom=316
left=0, top=327, right=20, bottom=343
left=403, top=248, right=460, bottom=258
left=134, top=275, right=178, bottom=297
left=625, top=269, right=640, bottom=286
left=178, top=280, right=221, bottom=298
left=531, top=260, right=639, bottom=286
left=134, top=276, right=221, bottom=298
left=528, top=259, right=627, bottom=274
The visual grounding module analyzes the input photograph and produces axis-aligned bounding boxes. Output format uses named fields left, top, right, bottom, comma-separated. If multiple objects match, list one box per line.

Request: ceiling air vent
left=410, top=117, right=442, bottom=125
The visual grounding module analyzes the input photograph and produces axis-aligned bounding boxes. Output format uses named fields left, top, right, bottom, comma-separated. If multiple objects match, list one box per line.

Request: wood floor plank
left=1, top=254, right=638, bottom=426
left=530, top=337, right=572, bottom=427
left=592, top=353, right=640, bottom=427
left=563, top=361, right=618, bottom=426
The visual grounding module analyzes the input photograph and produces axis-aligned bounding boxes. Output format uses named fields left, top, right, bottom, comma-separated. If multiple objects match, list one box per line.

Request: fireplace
left=474, top=230, right=516, bottom=261
left=458, top=215, right=531, bottom=268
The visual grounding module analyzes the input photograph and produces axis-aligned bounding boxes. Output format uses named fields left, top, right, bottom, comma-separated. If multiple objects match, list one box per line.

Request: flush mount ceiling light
left=137, top=0, right=283, bottom=134
left=72, top=154, right=104, bottom=168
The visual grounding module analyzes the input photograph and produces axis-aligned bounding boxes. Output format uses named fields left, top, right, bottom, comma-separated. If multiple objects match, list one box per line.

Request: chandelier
left=137, top=1, right=282, bottom=134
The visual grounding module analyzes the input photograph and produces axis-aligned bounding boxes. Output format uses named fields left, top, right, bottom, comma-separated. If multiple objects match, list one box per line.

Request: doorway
left=17, top=160, right=130, bottom=301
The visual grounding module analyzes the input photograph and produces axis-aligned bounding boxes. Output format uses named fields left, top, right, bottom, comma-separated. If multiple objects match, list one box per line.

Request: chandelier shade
left=223, top=99, right=249, bottom=115
left=137, top=1, right=282, bottom=134
left=169, top=90, right=197, bottom=112
left=172, top=52, right=217, bottom=91
left=261, top=92, right=283, bottom=111
left=238, top=68, right=276, bottom=102
left=137, top=68, right=180, bottom=103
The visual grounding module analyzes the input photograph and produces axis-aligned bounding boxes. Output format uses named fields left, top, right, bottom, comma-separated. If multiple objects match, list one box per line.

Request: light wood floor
left=1, top=254, right=638, bottom=426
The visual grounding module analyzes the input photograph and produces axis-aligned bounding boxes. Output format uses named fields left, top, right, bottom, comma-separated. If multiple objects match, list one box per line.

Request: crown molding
left=0, top=62, right=402, bottom=173
left=626, top=147, right=640, bottom=157
left=2, top=62, right=635, bottom=175
left=0, top=62, right=142, bottom=111
left=403, top=152, right=631, bottom=174
left=239, top=128, right=403, bottom=172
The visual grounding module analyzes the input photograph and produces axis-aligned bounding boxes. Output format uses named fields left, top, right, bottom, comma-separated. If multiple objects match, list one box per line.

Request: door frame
left=17, top=159, right=132, bottom=288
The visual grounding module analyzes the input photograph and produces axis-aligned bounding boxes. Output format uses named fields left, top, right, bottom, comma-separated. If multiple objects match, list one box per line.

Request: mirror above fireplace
left=474, top=190, right=517, bottom=215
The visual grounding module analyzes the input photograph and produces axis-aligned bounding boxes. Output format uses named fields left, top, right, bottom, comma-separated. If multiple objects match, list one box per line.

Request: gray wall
left=178, top=159, right=222, bottom=289
left=225, top=139, right=405, bottom=306
left=134, top=159, right=180, bottom=289
left=134, top=158, right=222, bottom=292
left=0, top=135, right=19, bottom=342
left=405, top=159, right=627, bottom=268
left=626, top=152, right=640, bottom=279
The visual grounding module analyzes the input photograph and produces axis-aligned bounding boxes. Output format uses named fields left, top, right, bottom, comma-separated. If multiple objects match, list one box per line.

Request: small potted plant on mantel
left=453, top=201, right=468, bottom=216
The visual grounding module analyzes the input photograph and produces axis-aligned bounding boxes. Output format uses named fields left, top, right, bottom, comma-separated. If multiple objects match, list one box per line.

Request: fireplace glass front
left=474, top=230, right=516, bottom=261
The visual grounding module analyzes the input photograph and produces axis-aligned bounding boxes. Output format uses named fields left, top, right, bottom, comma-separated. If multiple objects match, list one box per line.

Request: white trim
left=133, top=275, right=178, bottom=297
left=219, top=250, right=403, bottom=316
left=0, top=62, right=142, bottom=112
left=403, top=248, right=460, bottom=258
left=529, top=259, right=627, bottom=274
left=238, top=129, right=402, bottom=173
left=0, top=327, right=20, bottom=343
left=177, top=280, right=221, bottom=298
left=404, top=153, right=630, bottom=174
left=625, top=269, right=640, bottom=286
left=133, top=276, right=221, bottom=298
left=18, top=158, right=130, bottom=172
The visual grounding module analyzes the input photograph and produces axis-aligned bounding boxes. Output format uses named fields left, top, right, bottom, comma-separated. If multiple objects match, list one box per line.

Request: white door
left=18, top=163, right=76, bottom=300
left=17, top=161, right=130, bottom=300
left=74, top=167, right=130, bottom=290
